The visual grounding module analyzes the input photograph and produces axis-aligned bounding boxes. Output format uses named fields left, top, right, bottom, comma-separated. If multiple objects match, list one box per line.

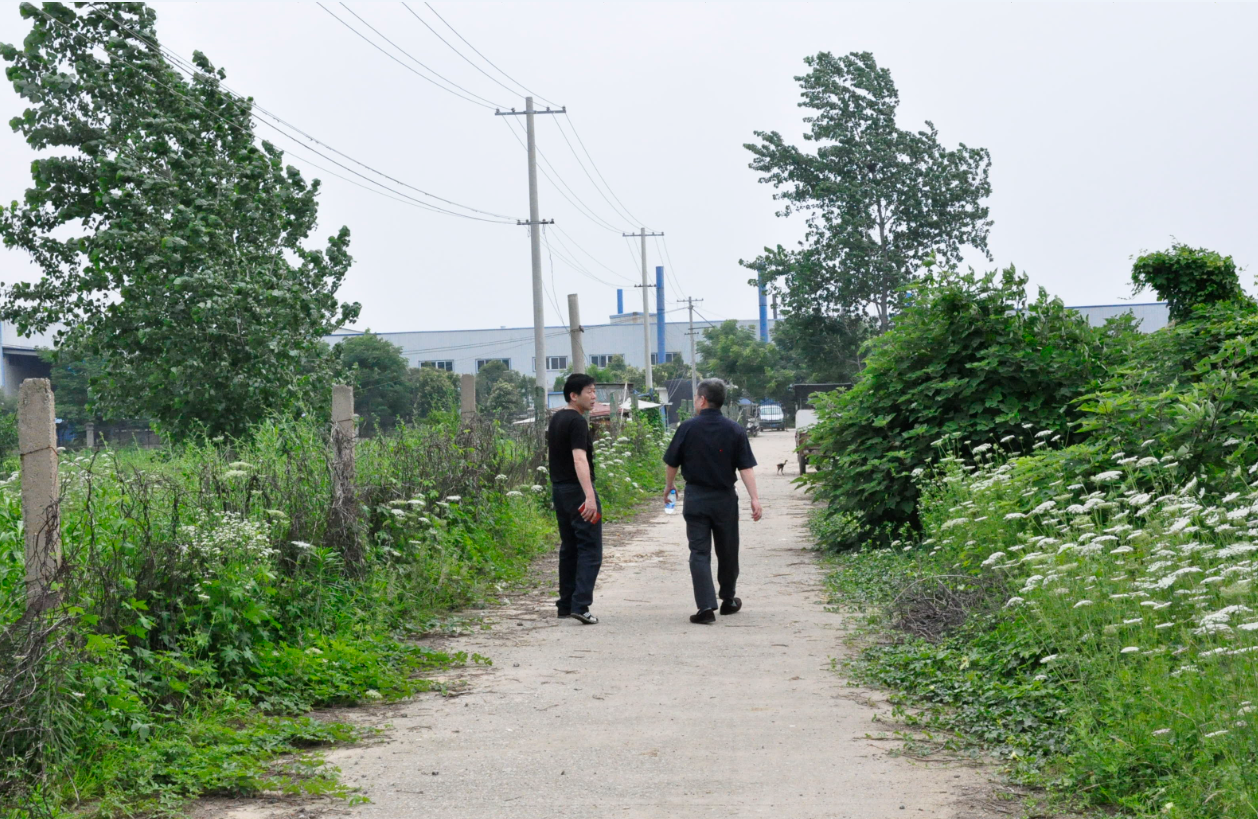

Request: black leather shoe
left=557, top=610, right=571, bottom=619
left=720, top=597, right=742, bottom=615
left=690, top=609, right=716, bottom=624
left=570, top=610, right=599, bottom=625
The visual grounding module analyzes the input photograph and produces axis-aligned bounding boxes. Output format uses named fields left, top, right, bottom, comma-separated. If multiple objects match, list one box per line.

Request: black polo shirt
left=662, top=408, right=757, bottom=491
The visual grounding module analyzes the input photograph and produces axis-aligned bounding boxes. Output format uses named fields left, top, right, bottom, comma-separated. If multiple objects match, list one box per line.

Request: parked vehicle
left=758, top=402, right=786, bottom=431
left=791, top=383, right=850, bottom=474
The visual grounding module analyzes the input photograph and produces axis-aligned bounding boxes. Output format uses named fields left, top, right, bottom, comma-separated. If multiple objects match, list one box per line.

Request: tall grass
left=837, top=433, right=1258, bottom=817
left=0, top=415, right=667, bottom=818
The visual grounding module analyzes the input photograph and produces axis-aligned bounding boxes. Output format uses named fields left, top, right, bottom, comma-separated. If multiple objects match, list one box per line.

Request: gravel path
left=294, top=431, right=1000, bottom=818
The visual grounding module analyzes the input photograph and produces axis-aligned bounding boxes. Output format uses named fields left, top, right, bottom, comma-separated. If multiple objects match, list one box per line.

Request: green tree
left=336, top=333, right=412, bottom=433
left=1131, top=243, right=1249, bottom=323
left=485, top=380, right=526, bottom=418
left=696, top=320, right=793, bottom=403
left=475, top=360, right=531, bottom=413
left=0, top=3, right=359, bottom=441
left=743, top=52, right=992, bottom=333
left=41, top=348, right=104, bottom=426
left=408, top=366, right=458, bottom=419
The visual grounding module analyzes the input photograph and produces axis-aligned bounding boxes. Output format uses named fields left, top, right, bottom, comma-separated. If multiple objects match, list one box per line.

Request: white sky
left=1, top=1, right=1255, bottom=333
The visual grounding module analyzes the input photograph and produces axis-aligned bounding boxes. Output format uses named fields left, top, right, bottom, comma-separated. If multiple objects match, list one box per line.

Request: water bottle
left=665, top=489, right=677, bottom=515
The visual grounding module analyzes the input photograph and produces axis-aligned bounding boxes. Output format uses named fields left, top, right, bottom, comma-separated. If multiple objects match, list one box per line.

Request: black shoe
left=557, top=610, right=571, bottom=619
left=570, top=610, right=599, bottom=625
left=720, top=597, right=742, bottom=615
left=690, top=609, right=716, bottom=624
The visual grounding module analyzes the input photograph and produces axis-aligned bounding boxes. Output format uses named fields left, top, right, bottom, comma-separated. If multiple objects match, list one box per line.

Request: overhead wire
left=549, top=226, right=636, bottom=285
left=416, top=3, right=645, bottom=227
left=82, top=4, right=518, bottom=223
left=499, top=117, right=625, bottom=233
left=401, top=2, right=530, bottom=102
left=318, top=3, right=504, bottom=110
left=422, top=1, right=562, bottom=107
left=654, top=235, right=688, bottom=299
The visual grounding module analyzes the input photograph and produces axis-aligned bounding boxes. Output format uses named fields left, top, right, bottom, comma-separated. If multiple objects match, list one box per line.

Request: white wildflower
left=1094, top=471, right=1123, bottom=483
left=1039, top=654, right=1059, bottom=664
left=1004, top=512, right=1026, bottom=520
left=1004, top=596, right=1025, bottom=608
left=1073, top=600, right=1094, bottom=608
left=1152, top=728, right=1171, bottom=737
left=1030, top=500, right=1057, bottom=515
left=1204, top=729, right=1229, bottom=739
left=1120, top=646, right=1140, bottom=654
left=506, top=490, right=523, bottom=498
left=981, top=552, right=1006, bottom=567
left=531, top=485, right=545, bottom=492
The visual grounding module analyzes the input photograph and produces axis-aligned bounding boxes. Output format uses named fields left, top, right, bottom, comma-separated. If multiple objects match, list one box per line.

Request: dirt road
left=317, top=431, right=996, bottom=818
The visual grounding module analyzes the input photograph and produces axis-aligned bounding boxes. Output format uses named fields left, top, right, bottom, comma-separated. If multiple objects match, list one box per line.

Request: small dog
left=776, top=460, right=788, bottom=475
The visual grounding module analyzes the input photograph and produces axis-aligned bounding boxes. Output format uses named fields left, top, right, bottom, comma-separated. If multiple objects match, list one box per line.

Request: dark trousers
left=552, top=481, right=603, bottom=615
left=683, top=485, right=739, bottom=612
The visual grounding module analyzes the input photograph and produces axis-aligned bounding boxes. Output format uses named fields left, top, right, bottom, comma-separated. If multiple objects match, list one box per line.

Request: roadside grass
left=824, top=437, right=1258, bottom=818
left=1, top=417, right=667, bottom=818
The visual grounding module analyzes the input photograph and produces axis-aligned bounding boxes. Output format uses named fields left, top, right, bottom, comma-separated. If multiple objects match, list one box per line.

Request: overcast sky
left=1, top=1, right=1255, bottom=334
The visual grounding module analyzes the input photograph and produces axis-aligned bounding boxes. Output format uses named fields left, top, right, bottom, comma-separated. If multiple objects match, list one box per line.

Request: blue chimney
left=617, top=288, right=624, bottom=315
left=758, top=285, right=769, bottom=342
left=656, top=266, right=665, bottom=363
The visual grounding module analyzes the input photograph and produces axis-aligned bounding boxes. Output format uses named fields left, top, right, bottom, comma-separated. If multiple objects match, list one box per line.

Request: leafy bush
left=1131, top=243, right=1249, bottom=323
left=806, top=266, right=1129, bottom=549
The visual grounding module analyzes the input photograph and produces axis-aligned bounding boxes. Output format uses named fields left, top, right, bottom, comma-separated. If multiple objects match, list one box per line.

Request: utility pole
left=495, top=97, right=564, bottom=415
left=623, top=227, right=664, bottom=393
left=679, top=296, right=704, bottom=409
left=567, top=293, right=585, bottom=374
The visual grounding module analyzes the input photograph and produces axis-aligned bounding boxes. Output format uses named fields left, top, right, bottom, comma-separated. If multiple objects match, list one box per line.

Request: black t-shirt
left=662, top=408, right=757, bottom=490
left=547, top=408, right=595, bottom=485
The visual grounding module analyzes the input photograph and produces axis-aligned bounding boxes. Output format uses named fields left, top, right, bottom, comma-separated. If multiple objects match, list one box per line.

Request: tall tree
left=0, top=3, right=359, bottom=440
left=335, top=332, right=412, bottom=434
left=696, top=320, right=793, bottom=404
left=743, top=51, right=992, bottom=335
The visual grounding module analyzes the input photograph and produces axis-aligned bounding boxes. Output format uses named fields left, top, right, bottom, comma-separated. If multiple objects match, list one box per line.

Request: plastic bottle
left=665, top=489, right=677, bottom=515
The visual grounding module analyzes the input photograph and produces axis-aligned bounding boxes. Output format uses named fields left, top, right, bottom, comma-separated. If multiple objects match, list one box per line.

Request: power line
left=84, top=4, right=517, bottom=223
left=551, top=225, right=637, bottom=285
left=499, top=117, right=625, bottom=233
left=318, top=3, right=505, bottom=110
left=401, top=2, right=529, bottom=102
left=655, top=235, right=688, bottom=299
left=415, top=3, right=644, bottom=229
left=423, top=2, right=562, bottom=108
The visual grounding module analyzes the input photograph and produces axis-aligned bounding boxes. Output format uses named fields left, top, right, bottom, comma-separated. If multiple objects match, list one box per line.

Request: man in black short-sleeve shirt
left=663, top=378, right=762, bottom=624
left=546, top=373, right=603, bottom=624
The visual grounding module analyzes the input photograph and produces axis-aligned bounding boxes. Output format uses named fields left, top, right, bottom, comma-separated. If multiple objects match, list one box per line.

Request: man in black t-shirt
left=663, top=379, right=762, bottom=624
left=546, top=372, right=602, bottom=624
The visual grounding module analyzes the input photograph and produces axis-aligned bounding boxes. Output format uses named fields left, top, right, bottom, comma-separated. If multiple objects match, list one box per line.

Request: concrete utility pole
left=19, top=378, right=59, bottom=611
left=623, top=227, right=664, bottom=393
left=679, top=297, right=704, bottom=410
left=567, top=293, right=585, bottom=374
left=495, top=97, right=564, bottom=415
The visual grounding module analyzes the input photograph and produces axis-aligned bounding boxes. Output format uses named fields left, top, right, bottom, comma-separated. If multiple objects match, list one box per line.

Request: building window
left=476, top=358, right=510, bottom=372
left=547, top=355, right=567, bottom=371
left=420, top=360, right=454, bottom=372
left=589, top=354, right=612, bottom=367
left=650, top=352, right=682, bottom=365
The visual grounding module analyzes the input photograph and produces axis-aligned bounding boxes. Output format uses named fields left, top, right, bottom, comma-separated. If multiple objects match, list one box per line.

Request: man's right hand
left=750, top=498, right=763, bottom=522
left=580, top=494, right=599, bottom=522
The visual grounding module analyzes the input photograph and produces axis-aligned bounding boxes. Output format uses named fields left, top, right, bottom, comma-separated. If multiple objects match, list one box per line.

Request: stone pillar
left=19, top=379, right=59, bottom=610
left=85, top=421, right=95, bottom=449
left=460, top=373, right=476, bottom=420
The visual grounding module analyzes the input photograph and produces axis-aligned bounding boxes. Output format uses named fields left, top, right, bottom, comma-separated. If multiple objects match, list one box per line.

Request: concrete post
left=19, top=379, right=59, bottom=610
left=329, top=384, right=362, bottom=572
left=568, top=293, right=585, bottom=375
left=460, top=373, right=477, bottom=420
left=85, top=421, right=95, bottom=449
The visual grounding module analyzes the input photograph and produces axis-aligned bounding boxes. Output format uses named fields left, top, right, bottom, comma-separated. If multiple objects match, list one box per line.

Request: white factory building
left=327, top=309, right=771, bottom=379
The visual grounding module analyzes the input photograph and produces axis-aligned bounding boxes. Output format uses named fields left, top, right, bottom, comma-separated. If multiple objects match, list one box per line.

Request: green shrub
left=1131, top=243, right=1249, bottom=323
left=806, top=266, right=1130, bottom=549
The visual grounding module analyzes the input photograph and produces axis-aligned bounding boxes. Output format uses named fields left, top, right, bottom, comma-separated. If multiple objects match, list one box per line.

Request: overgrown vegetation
left=819, top=251, right=1258, bottom=816
left=0, top=416, right=667, bottom=817
left=805, top=266, right=1133, bottom=549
